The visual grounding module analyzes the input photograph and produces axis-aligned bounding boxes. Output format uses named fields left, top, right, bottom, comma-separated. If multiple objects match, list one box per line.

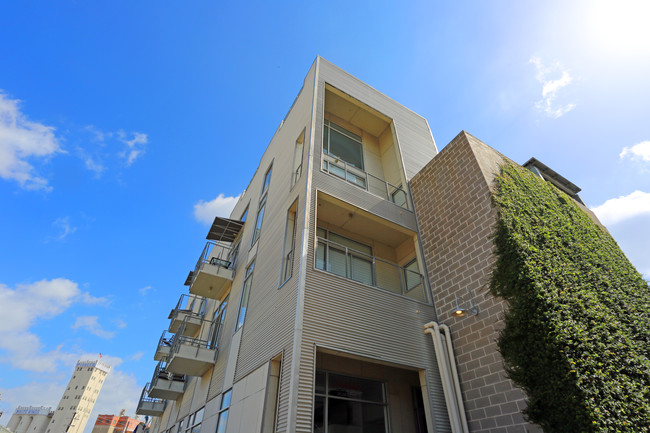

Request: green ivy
left=490, top=163, right=650, bottom=432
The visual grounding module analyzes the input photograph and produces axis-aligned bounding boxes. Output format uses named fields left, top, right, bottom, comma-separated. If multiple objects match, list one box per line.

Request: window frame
left=260, top=164, right=273, bottom=200
left=209, top=296, right=228, bottom=349
left=251, top=201, right=266, bottom=247
left=215, top=389, right=233, bottom=433
left=323, top=119, right=365, bottom=171
left=291, top=129, right=306, bottom=189
left=184, top=407, right=203, bottom=433
left=280, top=199, right=299, bottom=287
left=235, top=260, right=255, bottom=331
left=313, top=370, right=389, bottom=433
left=316, top=227, right=374, bottom=285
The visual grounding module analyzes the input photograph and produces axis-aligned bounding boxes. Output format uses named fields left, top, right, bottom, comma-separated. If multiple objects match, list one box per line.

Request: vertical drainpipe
left=424, top=321, right=469, bottom=433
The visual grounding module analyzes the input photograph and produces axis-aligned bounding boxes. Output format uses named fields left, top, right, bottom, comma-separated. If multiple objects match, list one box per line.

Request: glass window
left=235, top=261, right=255, bottom=331
left=280, top=200, right=298, bottom=285
left=210, top=296, right=228, bottom=349
left=251, top=202, right=265, bottom=246
left=316, top=228, right=373, bottom=285
left=216, top=389, right=232, bottom=433
left=313, top=371, right=388, bottom=433
left=240, top=205, right=248, bottom=222
left=323, top=120, right=364, bottom=170
left=292, top=130, right=305, bottom=188
left=261, top=165, right=273, bottom=198
left=184, top=408, right=203, bottom=433
left=228, top=238, right=241, bottom=270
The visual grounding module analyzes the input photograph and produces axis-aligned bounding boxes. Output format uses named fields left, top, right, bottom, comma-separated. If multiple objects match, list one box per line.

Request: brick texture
left=411, top=131, right=540, bottom=433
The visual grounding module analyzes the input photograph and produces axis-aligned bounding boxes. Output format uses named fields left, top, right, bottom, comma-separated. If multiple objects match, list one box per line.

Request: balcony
left=154, top=331, right=174, bottom=362
left=168, top=294, right=206, bottom=336
left=321, top=87, right=411, bottom=211
left=322, top=153, right=411, bottom=210
left=187, top=241, right=234, bottom=300
left=148, top=361, right=185, bottom=400
left=166, top=317, right=218, bottom=377
left=315, top=192, right=428, bottom=302
left=316, top=237, right=426, bottom=301
left=136, top=384, right=166, bottom=416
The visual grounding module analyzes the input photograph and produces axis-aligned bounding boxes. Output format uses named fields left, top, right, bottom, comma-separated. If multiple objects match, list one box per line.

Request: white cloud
left=117, top=130, right=147, bottom=166
left=620, top=140, right=650, bottom=162
left=51, top=216, right=77, bottom=241
left=0, top=279, right=107, bottom=372
left=193, top=193, right=241, bottom=224
left=138, top=285, right=152, bottom=296
left=130, top=351, right=144, bottom=361
left=0, top=92, right=62, bottom=190
left=591, top=190, right=650, bottom=226
left=78, top=126, right=148, bottom=175
left=72, top=316, right=115, bottom=339
left=530, top=57, right=576, bottom=118
left=0, top=380, right=64, bottom=426
left=84, top=156, right=106, bottom=176
left=114, top=319, right=127, bottom=329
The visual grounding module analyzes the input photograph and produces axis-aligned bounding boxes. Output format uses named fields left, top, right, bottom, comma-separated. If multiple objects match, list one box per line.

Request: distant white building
left=5, top=406, right=52, bottom=433
left=5, top=360, right=110, bottom=433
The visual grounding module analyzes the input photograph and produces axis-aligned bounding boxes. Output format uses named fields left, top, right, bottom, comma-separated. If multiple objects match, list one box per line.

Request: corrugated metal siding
left=296, top=171, right=451, bottom=432
left=293, top=345, right=316, bottom=432
left=206, top=282, right=239, bottom=400
left=233, top=66, right=316, bottom=384
left=158, top=400, right=172, bottom=432
left=273, top=347, right=292, bottom=433
left=316, top=58, right=437, bottom=181
left=177, top=378, right=196, bottom=421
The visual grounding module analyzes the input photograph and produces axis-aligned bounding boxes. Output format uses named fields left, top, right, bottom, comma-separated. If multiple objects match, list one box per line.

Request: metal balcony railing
left=189, top=241, right=234, bottom=287
left=139, top=384, right=165, bottom=405
left=169, top=294, right=206, bottom=321
left=157, top=330, right=175, bottom=349
left=316, top=237, right=427, bottom=302
left=151, top=360, right=185, bottom=388
left=322, top=153, right=411, bottom=211
left=171, top=314, right=219, bottom=350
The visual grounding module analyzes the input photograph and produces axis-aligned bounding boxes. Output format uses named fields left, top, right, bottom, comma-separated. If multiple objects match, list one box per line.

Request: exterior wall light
left=451, top=287, right=479, bottom=317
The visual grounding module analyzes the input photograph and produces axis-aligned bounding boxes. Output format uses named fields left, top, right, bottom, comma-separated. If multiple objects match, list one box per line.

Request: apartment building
left=91, top=414, right=142, bottom=433
left=5, top=360, right=110, bottom=433
left=48, top=360, right=111, bottom=433
left=137, top=57, right=586, bottom=432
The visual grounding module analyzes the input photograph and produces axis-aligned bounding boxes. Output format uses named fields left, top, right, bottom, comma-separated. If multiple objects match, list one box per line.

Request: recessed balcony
left=322, top=153, right=411, bottom=210
left=316, top=236, right=426, bottom=301
left=148, top=361, right=185, bottom=400
left=315, top=192, right=428, bottom=302
left=166, top=329, right=218, bottom=377
left=154, top=331, right=174, bottom=362
left=321, top=87, right=412, bottom=211
left=136, top=384, right=166, bottom=416
left=168, top=294, right=206, bottom=336
left=187, top=241, right=235, bottom=301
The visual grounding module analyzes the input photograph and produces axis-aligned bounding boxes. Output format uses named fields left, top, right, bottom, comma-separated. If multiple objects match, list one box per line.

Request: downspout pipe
left=440, top=324, right=469, bottom=433
left=424, top=322, right=469, bottom=433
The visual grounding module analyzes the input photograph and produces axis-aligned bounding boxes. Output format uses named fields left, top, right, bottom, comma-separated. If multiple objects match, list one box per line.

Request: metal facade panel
left=177, top=378, right=196, bottom=421
left=232, top=68, right=316, bottom=383
left=316, top=58, right=437, bottom=181
left=299, top=186, right=451, bottom=433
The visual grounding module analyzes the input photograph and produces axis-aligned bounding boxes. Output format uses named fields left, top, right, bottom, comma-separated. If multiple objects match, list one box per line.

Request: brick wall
left=411, top=131, right=539, bottom=433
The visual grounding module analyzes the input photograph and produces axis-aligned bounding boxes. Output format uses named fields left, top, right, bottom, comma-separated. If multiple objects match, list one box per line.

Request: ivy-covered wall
left=490, top=164, right=650, bottom=432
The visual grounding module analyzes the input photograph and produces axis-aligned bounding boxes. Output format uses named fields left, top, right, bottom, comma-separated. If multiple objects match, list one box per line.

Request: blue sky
left=1, top=1, right=649, bottom=430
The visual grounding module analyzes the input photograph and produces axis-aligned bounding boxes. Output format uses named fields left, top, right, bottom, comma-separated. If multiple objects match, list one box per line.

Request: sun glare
left=584, top=0, right=650, bottom=57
